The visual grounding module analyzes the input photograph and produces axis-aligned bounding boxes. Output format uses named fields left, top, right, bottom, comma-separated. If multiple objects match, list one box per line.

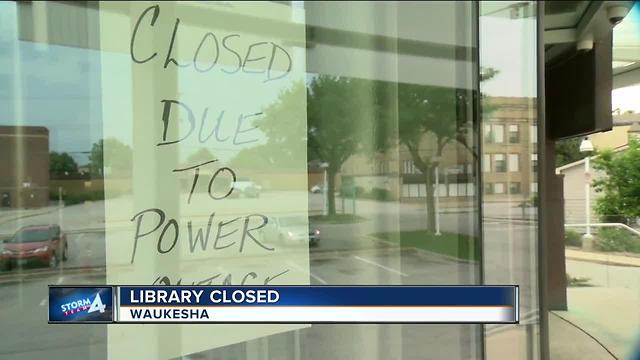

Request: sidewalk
left=553, top=287, right=640, bottom=359
left=549, top=311, right=618, bottom=359
left=566, top=248, right=640, bottom=267
left=0, top=206, right=58, bottom=226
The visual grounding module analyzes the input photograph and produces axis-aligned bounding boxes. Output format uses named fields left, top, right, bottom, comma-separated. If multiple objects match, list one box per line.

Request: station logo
left=49, top=286, right=114, bottom=323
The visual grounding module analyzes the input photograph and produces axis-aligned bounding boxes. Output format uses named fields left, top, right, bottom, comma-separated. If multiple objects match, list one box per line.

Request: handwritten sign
left=99, top=2, right=308, bottom=358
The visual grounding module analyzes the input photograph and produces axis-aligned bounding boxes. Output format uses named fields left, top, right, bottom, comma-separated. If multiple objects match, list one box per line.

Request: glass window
left=481, top=3, right=540, bottom=358
left=508, top=154, right=520, bottom=172
left=510, top=182, right=521, bottom=194
left=509, top=124, right=520, bottom=143
left=484, top=182, right=494, bottom=195
left=494, top=154, right=507, bottom=172
left=0, top=1, right=541, bottom=359
left=493, top=124, right=505, bottom=143
left=484, top=124, right=493, bottom=143
left=458, top=183, right=467, bottom=197
left=483, top=154, right=491, bottom=173
left=438, top=183, right=448, bottom=197
left=531, top=124, right=538, bottom=143
left=531, top=153, right=538, bottom=173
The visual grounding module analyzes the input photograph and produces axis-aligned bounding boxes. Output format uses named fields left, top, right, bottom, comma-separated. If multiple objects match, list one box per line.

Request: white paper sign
left=99, top=2, right=308, bottom=358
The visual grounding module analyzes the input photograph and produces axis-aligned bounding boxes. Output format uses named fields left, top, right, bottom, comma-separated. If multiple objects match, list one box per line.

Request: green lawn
left=373, top=230, right=478, bottom=261
left=309, top=214, right=367, bottom=224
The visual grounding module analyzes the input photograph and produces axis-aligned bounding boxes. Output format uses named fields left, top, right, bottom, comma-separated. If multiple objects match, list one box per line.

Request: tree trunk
left=424, top=165, right=436, bottom=232
left=327, top=168, right=337, bottom=216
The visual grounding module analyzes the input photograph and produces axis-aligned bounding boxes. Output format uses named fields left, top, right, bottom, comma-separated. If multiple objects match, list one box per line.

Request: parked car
left=0, top=240, right=8, bottom=271
left=1, top=225, right=68, bottom=269
left=262, top=216, right=320, bottom=246
left=234, top=178, right=261, bottom=198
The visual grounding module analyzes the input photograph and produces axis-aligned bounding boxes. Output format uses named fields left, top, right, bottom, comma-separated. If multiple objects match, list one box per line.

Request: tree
left=393, top=84, right=476, bottom=231
left=235, top=81, right=307, bottom=172
left=185, top=148, right=216, bottom=167
left=305, top=76, right=377, bottom=215
left=88, top=138, right=133, bottom=177
left=256, top=77, right=375, bottom=216
left=592, top=138, right=640, bottom=222
left=555, top=137, right=583, bottom=167
left=374, top=69, right=497, bottom=232
left=49, top=152, right=79, bottom=178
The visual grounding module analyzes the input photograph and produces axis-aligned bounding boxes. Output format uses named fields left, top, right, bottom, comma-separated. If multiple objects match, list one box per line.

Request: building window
left=484, top=124, right=504, bottom=144
left=508, top=154, right=519, bottom=172
left=530, top=182, right=538, bottom=193
left=484, top=124, right=492, bottom=143
left=508, top=124, right=519, bottom=143
left=376, top=161, right=388, bottom=175
left=493, top=124, right=504, bottom=143
left=438, top=184, right=448, bottom=196
left=482, top=154, right=491, bottom=173
left=510, top=182, right=521, bottom=194
left=494, top=182, right=505, bottom=194
left=448, top=183, right=458, bottom=196
left=530, top=125, right=538, bottom=143
left=493, top=154, right=506, bottom=172
left=531, top=153, right=538, bottom=173
left=403, top=160, right=421, bottom=174
left=466, top=183, right=475, bottom=196
left=457, top=183, right=467, bottom=196
left=484, top=183, right=493, bottom=195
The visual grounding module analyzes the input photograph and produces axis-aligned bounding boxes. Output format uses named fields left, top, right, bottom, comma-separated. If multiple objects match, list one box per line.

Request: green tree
left=88, top=138, right=133, bottom=177
left=234, top=81, right=307, bottom=172
left=255, top=77, right=375, bottom=215
left=49, top=152, right=79, bottom=178
left=374, top=69, right=497, bottom=232
left=392, top=84, right=476, bottom=231
left=555, top=137, right=583, bottom=167
left=592, top=138, right=640, bottom=222
left=305, top=76, right=377, bottom=215
left=185, top=148, right=216, bottom=167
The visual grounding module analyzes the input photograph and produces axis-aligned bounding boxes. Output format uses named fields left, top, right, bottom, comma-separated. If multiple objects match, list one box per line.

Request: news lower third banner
left=49, top=285, right=519, bottom=324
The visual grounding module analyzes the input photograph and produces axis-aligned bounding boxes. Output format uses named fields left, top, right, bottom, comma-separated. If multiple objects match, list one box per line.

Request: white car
left=234, top=178, right=261, bottom=198
left=262, top=216, right=320, bottom=246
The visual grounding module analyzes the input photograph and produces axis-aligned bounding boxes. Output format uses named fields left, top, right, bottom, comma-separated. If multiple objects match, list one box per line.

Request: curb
left=565, top=255, right=640, bottom=268
left=0, top=266, right=106, bottom=286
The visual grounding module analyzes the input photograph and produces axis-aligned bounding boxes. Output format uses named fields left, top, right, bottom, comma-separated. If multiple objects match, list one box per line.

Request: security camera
left=607, top=6, right=629, bottom=26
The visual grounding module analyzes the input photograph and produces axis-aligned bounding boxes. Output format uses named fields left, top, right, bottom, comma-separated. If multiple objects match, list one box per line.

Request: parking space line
left=287, top=261, right=328, bottom=285
left=40, top=276, right=64, bottom=306
left=352, top=255, right=409, bottom=277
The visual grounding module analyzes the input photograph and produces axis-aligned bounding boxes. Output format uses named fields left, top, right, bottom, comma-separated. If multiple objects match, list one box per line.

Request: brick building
left=0, top=126, right=49, bottom=208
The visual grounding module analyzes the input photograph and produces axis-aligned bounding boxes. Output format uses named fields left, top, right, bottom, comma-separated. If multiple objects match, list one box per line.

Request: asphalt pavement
left=0, top=193, right=614, bottom=359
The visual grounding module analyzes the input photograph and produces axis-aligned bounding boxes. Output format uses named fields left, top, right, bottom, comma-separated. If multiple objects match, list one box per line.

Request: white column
left=585, top=156, right=591, bottom=236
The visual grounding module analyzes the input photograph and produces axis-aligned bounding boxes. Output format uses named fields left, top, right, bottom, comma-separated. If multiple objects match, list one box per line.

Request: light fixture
left=579, top=137, right=594, bottom=153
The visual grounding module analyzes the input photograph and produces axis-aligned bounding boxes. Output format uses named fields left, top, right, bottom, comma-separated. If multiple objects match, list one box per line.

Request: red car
left=1, top=225, right=68, bottom=269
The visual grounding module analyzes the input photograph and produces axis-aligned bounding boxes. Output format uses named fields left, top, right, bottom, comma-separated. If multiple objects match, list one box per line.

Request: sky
left=0, top=1, right=637, bottom=165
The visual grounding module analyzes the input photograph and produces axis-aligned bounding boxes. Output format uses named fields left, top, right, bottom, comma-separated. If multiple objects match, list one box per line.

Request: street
left=0, top=193, right=627, bottom=359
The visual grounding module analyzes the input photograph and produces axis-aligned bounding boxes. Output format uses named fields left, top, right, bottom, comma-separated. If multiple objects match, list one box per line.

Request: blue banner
left=119, top=286, right=517, bottom=307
